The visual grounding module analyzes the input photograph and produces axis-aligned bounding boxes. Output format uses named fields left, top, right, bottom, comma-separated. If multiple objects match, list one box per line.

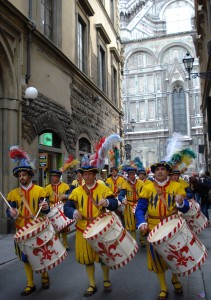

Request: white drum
left=148, top=215, right=207, bottom=276
left=180, top=201, right=209, bottom=235
left=14, top=218, right=67, bottom=273
left=83, top=212, right=138, bottom=269
left=47, top=201, right=74, bottom=232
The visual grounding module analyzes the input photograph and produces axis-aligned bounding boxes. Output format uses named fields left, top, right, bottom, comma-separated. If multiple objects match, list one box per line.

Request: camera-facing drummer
left=64, top=164, right=118, bottom=297
left=135, top=161, right=190, bottom=300
left=6, top=146, right=50, bottom=296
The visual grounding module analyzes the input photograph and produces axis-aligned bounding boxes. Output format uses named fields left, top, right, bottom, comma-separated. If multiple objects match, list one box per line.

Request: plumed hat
left=150, top=161, right=172, bottom=174
left=137, top=167, right=146, bottom=175
left=9, top=145, right=35, bottom=177
left=50, top=170, right=62, bottom=177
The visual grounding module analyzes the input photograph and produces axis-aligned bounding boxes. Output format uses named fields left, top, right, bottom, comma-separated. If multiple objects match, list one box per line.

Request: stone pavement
left=0, top=211, right=211, bottom=300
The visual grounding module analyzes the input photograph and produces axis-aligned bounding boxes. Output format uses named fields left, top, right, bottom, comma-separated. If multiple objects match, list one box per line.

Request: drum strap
left=19, top=188, right=34, bottom=218
left=82, top=185, right=98, bottom=209
left=153, top=183, right=169, bottom=211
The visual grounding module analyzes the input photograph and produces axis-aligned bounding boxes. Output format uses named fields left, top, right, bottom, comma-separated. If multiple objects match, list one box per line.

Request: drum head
left=84, top=214, right=112, bottom=238
left=17, top=219, right=47, bottom=238
left=149, top=218, right=180, bottom=243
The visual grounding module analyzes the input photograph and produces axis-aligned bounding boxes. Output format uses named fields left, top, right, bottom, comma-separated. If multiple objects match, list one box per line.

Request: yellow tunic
left=7, top=185, right=46, bottom=230
left=45, top=182, right=70, bottom=205
left=178, top=177, right=189, bottom=190
left=71, top=178, right=85, bottom=188
left=106, top=176, right=125, bottom=196
left=138, top=180, right=184, bottom=272
left=121, top=179, right=144, bottom=231
left=69, top=181, right=114, bottom=264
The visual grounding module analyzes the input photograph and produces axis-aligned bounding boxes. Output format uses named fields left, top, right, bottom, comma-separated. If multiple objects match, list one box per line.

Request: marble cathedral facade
left=120, top=0, right=205, bottom=172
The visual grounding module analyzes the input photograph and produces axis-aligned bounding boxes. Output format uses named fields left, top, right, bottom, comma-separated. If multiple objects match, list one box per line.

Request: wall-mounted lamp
left=130, top=118, right=136, bottom=132
left=183, top=52, right=211, bottom=81
left=92, top=95, right=101, bottom=102
left=25, top=87, right=38, bottom=105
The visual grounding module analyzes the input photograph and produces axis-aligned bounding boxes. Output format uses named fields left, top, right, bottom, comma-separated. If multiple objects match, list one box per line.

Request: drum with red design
left=14, top=217, right=67, bottom=273
left=83, top=212, right=138, bottom=269
left=148, top=215, right=207, bottom=276
left=179, top=201, right=209, bottom=235
left=47, top=201, right=74, bottom=232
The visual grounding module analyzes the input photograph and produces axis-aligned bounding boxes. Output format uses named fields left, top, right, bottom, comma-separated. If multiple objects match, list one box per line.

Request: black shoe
left=42, top=275, right=50, bottom=289
left=20, top=285, right=36, bottom=296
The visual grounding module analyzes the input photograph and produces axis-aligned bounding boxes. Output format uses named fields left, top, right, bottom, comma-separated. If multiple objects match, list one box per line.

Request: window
left=77, top=16, right=86, bottom=72
left=39, top=131, right=61, bottom=148
left=172, top=88, right=188, bottom=135
left=40, top=0, right=53, bottom=40
left=110, top=0, right=115, bottom=24
left=40, top=0, right=61, bottom=46
left=99, top=46, right=106, bottom=91
left=111, top=66, right=117, bottom=104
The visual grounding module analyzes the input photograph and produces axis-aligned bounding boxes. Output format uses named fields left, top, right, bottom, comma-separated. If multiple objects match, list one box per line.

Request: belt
left=82, top=216, right=97, bottom=221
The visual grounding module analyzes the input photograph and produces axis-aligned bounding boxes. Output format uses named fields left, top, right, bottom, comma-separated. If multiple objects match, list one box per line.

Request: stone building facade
left=193, top=0, right=211, bottom=171
left=0, top=0, right=123, bottom=232
left=120, top=0, right=205, bottom=172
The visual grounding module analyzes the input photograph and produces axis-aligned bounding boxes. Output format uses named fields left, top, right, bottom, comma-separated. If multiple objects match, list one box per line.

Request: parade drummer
left=137, top=167, right=152, bottom=186
left=135, top=161, right=190, bottom=300
left=106, top=166, right=125, bottom=221
left=118, top=166, right=144, bottom=241
left=64, top=165, right=118, bottom=297
left=170, top=169, right=189, bottom=192
left=45, top=170, right=71, bottom=250
left=6, top=146, right=50, bottom=296
left=69, top=169, right=85, bottom=193
left=136, top=167, right=152, bottom=247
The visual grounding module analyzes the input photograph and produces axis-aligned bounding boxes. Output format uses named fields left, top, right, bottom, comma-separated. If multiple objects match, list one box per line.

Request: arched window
left=79, top=137, right=92, bottom=162
left=172, top=86, right=187, bottom=135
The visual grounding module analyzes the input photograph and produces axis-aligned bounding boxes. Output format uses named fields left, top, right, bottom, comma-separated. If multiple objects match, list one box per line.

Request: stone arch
left=0, top=28, right=18, bottom=98
left=125, top=47, right=157, bottom=68
left=159, top=0, right=194, bottom=20
left=158, top=42, right=194, bottom=65
left=24, top=110, right=76, bottom=152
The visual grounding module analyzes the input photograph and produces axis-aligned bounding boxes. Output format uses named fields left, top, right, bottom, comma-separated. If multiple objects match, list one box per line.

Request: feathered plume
left=164, top=132, right=183, bottom=162
left=9, top=145, right=35, bottom=170
left=169, top=148, right=196, bottom=173
left=133, top=157, right=144, bottom=169
left=59, top=154, right=80, bottom=172
left=97, top=134, right=122, bottom=169
left=108, top=146, right=120, bottom=168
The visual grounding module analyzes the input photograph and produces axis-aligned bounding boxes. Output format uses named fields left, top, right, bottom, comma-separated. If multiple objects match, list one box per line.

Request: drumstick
left=0, top=191, right=12, bottom=208
left=34, top=205, right=42, bottom=220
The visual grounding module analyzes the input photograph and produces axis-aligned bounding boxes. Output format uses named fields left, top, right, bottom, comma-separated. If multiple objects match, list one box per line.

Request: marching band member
left=136, top=167, right=152, bottom=247
left=6, top=146, right=50, bottom=296
left=135, top=161, right=190, bottom=300
left=70, top=169, right=85, bottom=192
left=45, top=170, right=71, bottom=250
left=118, top=166, right=144, bottom=241
left=170, top=169, right=189, bottom=191
left=64, top=165, right=118, bottom=297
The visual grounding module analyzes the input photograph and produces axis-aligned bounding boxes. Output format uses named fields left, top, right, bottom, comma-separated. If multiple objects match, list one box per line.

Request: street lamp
left=25, top=87, right=38, bottom=105
left=183, top=52, right=211, bottom=81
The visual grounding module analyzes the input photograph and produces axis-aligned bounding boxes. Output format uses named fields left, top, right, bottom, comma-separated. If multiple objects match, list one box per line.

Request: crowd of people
left=5, top=150, right=211, bottom=299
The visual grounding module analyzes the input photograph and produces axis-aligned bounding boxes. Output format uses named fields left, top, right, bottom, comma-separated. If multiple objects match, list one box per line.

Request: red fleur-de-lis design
left=97, top=242, right=122, bottom=263
left=188, top=220, right=198, bottom=230
left=165, top=242, right=195, bottom=269
left=33, top=239, right=58, bottom=264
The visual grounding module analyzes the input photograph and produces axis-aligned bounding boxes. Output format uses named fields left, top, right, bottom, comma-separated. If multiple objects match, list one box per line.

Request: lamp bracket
left=190, top=72, right=211, bottom=81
